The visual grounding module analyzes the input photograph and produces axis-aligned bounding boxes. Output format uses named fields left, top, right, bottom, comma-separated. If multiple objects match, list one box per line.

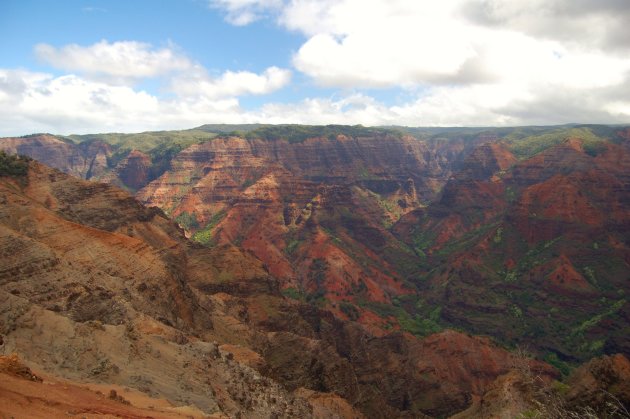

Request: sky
left=1, top=0, right=630, bottom=135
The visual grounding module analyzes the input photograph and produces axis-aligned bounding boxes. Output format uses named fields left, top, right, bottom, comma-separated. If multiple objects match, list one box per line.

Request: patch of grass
left=504, top=270, right=518, bottom=282
left=543, top=352, right=572, bottom=377
left=505, top=186, right=517, bottom=203
left=281, top=287, right=303, bottom=300
left=71, top=129, right=214, bottom=152
left=191, top=211, right=226, bottom=246
left=570, top=299, right=626, bottom=338
left=506, top=127, right=607, bottom=159
left=582, top=266, right=598, bottom=287
left=285, top=238, right=302, bottom=255
left=493, top=226, right=503, bottom=243
left=241, top=124, right=404, bottom=143
left=551, top=380, right=571, bottom=395
left=358, top=299, right=443, bottom=337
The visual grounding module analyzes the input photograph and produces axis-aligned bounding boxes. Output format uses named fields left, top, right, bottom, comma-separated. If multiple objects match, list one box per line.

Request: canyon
left=1, top=124, right=630, bottom=417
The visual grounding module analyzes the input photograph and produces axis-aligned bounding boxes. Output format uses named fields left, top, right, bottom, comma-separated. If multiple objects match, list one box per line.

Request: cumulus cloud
left=279, top=0, right=630, bottom=90
left=1, top=66, right=629, bottom=136
left=33, top=40, right=291, bottom=98
left=0, top=39, right=292, bottom=135
left=207, top=0, right=630, bottom=126
left=3, top=1, right=630, bottom=134
left=171, top=66, right=291, bottom=99
left=0, top=69, right=245, bottom=135
left=35, top=40, right=193, bottom=83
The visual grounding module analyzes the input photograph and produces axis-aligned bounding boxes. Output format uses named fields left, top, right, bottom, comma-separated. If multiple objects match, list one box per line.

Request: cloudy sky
left=1, top=0, right=629, bottom=135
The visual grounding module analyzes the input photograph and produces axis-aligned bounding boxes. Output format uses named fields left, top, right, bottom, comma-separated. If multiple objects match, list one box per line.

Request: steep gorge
left=0, top=160, right=566, bottom=418
left=135, top=133, right=485, bottom=329
left=3, top=124, right=630, bottom=416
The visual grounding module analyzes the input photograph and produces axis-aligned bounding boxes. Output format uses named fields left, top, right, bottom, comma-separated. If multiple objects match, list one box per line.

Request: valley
left=1, top=124, right=630, bottom=417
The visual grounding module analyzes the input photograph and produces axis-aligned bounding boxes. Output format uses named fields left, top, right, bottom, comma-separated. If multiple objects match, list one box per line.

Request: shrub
left=0, top=151, right=31, bottom=177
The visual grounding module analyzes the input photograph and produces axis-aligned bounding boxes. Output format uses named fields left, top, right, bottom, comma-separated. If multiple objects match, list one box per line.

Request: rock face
left=102, top=149, right=152, bottom=191
left=0, top=132, right=204, bottom=192
left=135, top=134, right=484, bottom=329
left=394, top=137, right=630, bottom=362
left=0, top=161, right=559, bottom=418
left=0, top=134, right=111, bottom=179
left=3, top=124, right=630, bottom=416
left=137, top=134, right=460, bottom=215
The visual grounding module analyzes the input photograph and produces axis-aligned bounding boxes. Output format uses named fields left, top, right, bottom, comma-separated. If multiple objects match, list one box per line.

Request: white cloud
left=461, top=0, right=630, bottom=51
left=35, top=40, right=193, bottom=83
left=32, top=39, right=291, bottom=100
left=3, top=70, right=246, bottom=134
left=2, top=38, right=293, bottom=135
left=206, top=0, right=630, bottom=126
left=278, top=0, right=630, bottom=90
left=171, top=66, right=291, bottom=99
left=208, top=0, right=284, bottom=25
left=2, top=64, right=630, bottom=137
left=3, top=1, right=630, bottom=135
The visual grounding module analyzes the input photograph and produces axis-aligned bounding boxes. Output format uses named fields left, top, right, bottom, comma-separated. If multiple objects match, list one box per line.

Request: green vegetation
left=509, top=304, right=523, bottom=318
left=493, top=226, right=503, bottom=243
left=174, top=211, right=199, bottom=231
left=194, top=123, right=264, bottom=134
left=359, top=299, right=443, bottom=337
left=281, top=287, right=303, bottom=300
left=543, top=352, right=572, bottom=377
left=504, top=270, right=518, bottom=282
left=146, top=142, right=189, bottom=180
left=504, top=186, right=517, bottom=203
left=0, top=151, right=31, bottom=177
left=497, top=235, right=561, bottom=282
left=284, top=238, right=302, bottom=255
left=70, top=129, right=215, bottom=175
left=582, top=266, right=597, bottom=287
left=398, top=307, right=442, bottom=337
left=70, top=129, right=214, bottom=150
left=238, top=124, right=404, bottom=143
left=505, top=127, right=608, bottom=159
left=570, top=299, right=626, bottom=338
left=191, top=211, right=226, bottom=246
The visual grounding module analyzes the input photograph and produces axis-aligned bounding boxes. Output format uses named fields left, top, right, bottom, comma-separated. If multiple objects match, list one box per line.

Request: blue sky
left=1, top=0, right=629, bottom=135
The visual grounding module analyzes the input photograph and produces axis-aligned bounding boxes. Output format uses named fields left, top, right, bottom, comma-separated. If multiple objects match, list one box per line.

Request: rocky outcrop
left=0, top=134, right=111, bottom=179
left=102, top=149, right=152, bottom=191
left=454, top=353, right=630, bottom=419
